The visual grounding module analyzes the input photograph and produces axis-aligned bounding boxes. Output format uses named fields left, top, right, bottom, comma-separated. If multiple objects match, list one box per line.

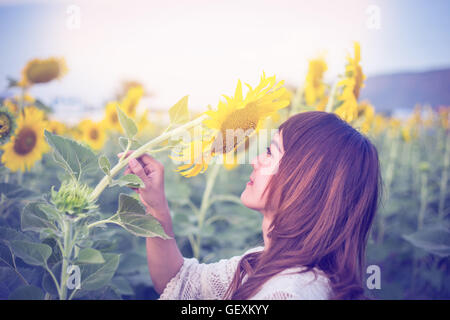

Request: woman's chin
left=240, top=190, right=259, bottom=211
left=240, top=190, right=250, bottom=208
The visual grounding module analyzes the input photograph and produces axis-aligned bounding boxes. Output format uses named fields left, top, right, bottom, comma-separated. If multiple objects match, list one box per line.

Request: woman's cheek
left=241, top=181, right=267, bottom=210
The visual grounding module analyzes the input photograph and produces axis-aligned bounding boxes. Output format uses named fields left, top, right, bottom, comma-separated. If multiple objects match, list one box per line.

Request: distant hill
left=360, top=68, right=450, bottom=113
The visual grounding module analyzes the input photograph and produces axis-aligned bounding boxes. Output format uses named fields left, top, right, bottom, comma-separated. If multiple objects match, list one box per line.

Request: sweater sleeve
left=158, top=247, right=264, bottom=300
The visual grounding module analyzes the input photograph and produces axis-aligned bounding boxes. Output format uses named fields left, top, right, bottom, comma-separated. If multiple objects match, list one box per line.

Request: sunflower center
left=0, top=114, right=12, bottom=137
left=127, top=101, right=137, bottom=114
left=90, top=128, right=99, bottom=140
left=13, top=127, right=37, bottom=155
left=27, top=61, right=60, bottom=84
left=213, top=105, right=259, bottom=154
left=111, top=113, right=118, bottom=124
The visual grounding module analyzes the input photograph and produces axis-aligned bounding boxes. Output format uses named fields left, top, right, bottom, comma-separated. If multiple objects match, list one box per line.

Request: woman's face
left=240, top=130, right=284, bottom=212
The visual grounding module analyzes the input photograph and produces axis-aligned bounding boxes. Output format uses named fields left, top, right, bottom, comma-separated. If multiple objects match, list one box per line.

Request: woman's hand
left=118, top=152, right=183, bottom=294
left=118, top=151, right=170, bottom=218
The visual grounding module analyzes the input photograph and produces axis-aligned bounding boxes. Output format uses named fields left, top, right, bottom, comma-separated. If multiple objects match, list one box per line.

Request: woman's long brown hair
left=224, top=111, right=383, bottom=300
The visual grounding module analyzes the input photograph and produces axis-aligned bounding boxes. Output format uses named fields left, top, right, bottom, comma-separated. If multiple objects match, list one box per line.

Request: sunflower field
left=0, top=43, right=448, bottom=300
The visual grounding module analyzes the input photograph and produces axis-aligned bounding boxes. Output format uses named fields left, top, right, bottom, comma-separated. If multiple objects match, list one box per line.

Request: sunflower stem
left=89, top=114, right=208, bottom=202
left=438, top=130, right=450, bottom=220
left=377, top=133, right=399, bottom=244
left=193, top=162, right=221, bottom=260
left=19, top=87, right=26, bottom=115
left=120, top=139, right=132, bottom=162
left=325, top=81, right=338, bottom=113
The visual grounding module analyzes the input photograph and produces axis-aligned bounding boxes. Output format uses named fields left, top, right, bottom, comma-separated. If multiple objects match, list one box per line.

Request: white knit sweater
left=159, top=246, right=332, bottom=300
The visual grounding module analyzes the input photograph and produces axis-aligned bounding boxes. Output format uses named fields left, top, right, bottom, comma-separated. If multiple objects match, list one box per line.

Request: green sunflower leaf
left=403, top=224, right=450, bottom=257
left=8, top=285, right=45, bottom=300
left=110, top=174, right=145, bottom=189
left=0, top=183, right=36, bottom=199
left=44, top=130, right=98, bottom=180
left=9, top=240, right=52, bottom=267
left=21, top=202, right=61, bottom=234
left=98, top=155, right=111, bottom=175
left=78, top=253, right=120, bottom=291
left=111, top=193, right=171, bottom=239
left=76, top=248, right=105, bottom=264
left=169, top=95, right=190, bottom=125
left=116, top=105, right=138, bottom=139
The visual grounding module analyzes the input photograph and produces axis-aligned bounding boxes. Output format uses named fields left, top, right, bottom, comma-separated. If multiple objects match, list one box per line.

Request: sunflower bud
left=51, top=180, right=97, bottom=215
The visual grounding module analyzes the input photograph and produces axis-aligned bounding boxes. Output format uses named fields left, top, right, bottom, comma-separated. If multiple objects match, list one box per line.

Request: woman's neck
left=261, top=214, right=273, bottom=249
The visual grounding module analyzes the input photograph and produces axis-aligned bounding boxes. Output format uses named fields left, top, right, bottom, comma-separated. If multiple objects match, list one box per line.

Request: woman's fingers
left=117, top=152, right=163, bottom=174
left=139, top=153, right=159, bottom=166
left=118, top=152, right=149, bottom=192
left=128, top=158, right=149, bottom=184
left=117, top=151, right=134, bottom=158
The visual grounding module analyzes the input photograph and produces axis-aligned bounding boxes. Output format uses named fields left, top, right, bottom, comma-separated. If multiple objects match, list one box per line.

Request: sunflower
left=373, top=114, right=388, bottom=136
left=334, top=78, right=359, bottom=122
left=334, top=42, right=365, bottom=123
left=46, top=119, right=67, bottom=135
left=316, top=96, right=328, bottom=112
left=1, top=106, right=48, bottom=172
left=221, top=136, right=252, bottom=171
left=0, top=107, right=16, bottom=145
left=136, top=109, right=156, bottom=136
left=401, top=124, right=412, bottom=142
left=121, top=86, right=144, bottom=117
left=438, top=106, right=449, bottom=130
left=400, top=108, right=422, bottom=141
left=170, top=72, right=290, bottom=177
left=357, top=102, right=375, bottom=135
left=78, top=119, right=106, bottom=150
left=4, top=99, right=19, bottom=115
left=102, top=101, right=123, bottom=133
left=304, top=57, right=328, bottom=106
left=20, top=57, right=68, bottom=87
left=344, top=42, right=365, bottom=100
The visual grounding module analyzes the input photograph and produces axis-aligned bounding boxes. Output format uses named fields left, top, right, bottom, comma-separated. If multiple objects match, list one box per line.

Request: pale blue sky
left=0, top=0, right=449, bottom=119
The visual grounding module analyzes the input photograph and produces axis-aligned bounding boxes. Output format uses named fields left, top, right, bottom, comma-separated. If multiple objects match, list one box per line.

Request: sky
left=0, top=0, right=449, bottom=120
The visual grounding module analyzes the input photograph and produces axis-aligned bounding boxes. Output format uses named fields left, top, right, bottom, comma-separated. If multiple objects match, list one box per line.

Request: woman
left=120, top=111, right=383, bottom=300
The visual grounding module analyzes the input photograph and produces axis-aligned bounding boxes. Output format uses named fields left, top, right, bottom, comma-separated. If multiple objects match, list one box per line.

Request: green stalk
left=59, top=218, right=70, bottom=300
left=378, top=134, right=399, bottom=244
left=86, top=213, right=119, bottom=229
left=198, top=163, right=221, bottom=228
left=19, top=87, right=26, bottom=114
left=193, top=163, right=221, bottom=260
left=44, top=265, right=61, bottom=298
left=119, top=139, right=132, bottom=162
left=89, top=114, right=208, bottom=202
left=325, top=81, right=338, bottom=113
left=59, top=217, right=78, bottom=300
left=289, top=85, right=304, bottom=117
left=417, top=171, right=428, bottom=230
left=438, top=131, right=449, bottom=220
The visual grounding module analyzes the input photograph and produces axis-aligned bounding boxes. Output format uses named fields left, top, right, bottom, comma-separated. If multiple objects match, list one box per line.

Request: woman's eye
left=266, top=147, right=272, bottom=156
